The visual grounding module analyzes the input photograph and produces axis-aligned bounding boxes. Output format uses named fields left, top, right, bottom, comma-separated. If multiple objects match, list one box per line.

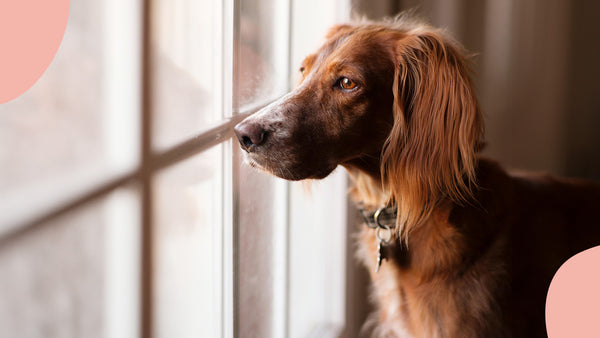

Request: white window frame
left=0, top=0, right=354, bottom=337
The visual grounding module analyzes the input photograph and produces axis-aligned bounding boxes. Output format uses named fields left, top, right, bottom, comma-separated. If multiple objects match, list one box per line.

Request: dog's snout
left=234, top=121, right=268, bottom=152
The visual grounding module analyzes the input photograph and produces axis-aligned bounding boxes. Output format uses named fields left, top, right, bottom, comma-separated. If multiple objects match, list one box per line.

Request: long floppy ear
left=381, top=29, right=484, bottom=238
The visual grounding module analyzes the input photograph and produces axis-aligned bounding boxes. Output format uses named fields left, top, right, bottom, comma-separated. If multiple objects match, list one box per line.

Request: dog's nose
left=234, top=121, right=267, bottom=152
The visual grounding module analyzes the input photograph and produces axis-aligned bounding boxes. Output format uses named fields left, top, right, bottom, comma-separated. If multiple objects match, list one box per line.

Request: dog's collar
left=358, top=205, right=397, bottom=273
left=358, top=205, right=398, bottom=230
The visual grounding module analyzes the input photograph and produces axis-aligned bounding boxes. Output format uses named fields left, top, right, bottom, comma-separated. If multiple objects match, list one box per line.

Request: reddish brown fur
left=234, top=16, right=600, bottom=337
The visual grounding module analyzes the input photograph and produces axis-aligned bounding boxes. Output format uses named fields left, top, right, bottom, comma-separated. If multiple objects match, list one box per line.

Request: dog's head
left=234, top=24, right=398, bottom=180
left=234, top=19, right=483, bottom=228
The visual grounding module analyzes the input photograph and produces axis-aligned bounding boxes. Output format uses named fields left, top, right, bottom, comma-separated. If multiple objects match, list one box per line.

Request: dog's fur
left=234, top=16, right=600, bottom=337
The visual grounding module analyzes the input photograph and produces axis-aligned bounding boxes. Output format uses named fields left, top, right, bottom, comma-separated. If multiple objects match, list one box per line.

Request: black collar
left=358, top=205, right=398, bottom=230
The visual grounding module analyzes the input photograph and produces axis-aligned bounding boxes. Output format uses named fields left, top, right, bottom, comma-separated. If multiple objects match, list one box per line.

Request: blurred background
left=356, top=0, right=600, bottom=180
left=0, top=0, right=598, bottom=338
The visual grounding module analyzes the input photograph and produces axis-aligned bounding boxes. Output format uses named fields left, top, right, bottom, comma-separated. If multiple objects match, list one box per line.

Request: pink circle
left=546, top=245, right=600, bottom=337
left=0, top=0, right=70, bottom=104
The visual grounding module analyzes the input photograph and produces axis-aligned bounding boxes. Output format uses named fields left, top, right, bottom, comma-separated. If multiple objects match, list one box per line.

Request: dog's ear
left=382, top=29, right=484, bottom=237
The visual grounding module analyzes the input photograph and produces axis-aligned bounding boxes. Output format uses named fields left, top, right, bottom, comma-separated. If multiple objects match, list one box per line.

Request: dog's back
left=507, top=164, right=600, bottom=336
left=451, top=158, right=600, bottom=337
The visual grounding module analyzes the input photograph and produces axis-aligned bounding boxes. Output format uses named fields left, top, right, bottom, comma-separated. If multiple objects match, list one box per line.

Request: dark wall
left=565, top=1, right=600, bottom=180
left=351, top=0, right=600, bottom=181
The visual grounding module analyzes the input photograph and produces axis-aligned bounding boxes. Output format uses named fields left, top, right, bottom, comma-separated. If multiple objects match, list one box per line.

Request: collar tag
left=358, top=206, right=397, bottom=273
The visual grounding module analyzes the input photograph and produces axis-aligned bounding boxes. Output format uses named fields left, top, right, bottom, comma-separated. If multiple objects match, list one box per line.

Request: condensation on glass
left=0, top=188, right=140, bottom=338
left=150, top=0, right=223, bottom=150
left=235, top=0, right=291, bottom=337
left=236, top=0, right=285, bottom=107
left=153, top=146, right=223, bottom=338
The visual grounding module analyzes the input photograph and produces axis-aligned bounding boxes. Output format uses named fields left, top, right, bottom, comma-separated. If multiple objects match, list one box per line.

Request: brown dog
left=234, top=17, right=600, bottom=337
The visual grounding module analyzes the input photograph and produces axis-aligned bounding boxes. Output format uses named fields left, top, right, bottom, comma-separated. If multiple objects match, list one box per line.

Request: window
left=0, top=0, right=356, bottom=338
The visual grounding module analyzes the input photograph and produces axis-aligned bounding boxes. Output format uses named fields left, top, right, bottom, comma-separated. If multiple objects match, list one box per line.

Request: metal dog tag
left=376, top=240, right=387, bottom=273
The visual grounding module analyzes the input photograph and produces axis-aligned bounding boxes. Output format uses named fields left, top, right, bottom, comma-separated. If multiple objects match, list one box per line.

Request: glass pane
left=150, top=0, right=222, bottom=149
left=0, top=0, right=140, bottom=232
left=237, top=149, right=288, bottom=338
left=154, top=146, right=222, bottom=338
left=287, top=2, right=350, bottom=336
left=0, top=188, right=140, bottom=338
left=236, top=0, right=289, bottom=108
left=288, top=170, right=347, bottom=337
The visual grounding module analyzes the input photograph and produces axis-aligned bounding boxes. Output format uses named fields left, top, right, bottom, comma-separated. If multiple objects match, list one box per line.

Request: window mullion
left=222, top=0, right=236, bottom=338
left=140, top=0, right=154, bottom=336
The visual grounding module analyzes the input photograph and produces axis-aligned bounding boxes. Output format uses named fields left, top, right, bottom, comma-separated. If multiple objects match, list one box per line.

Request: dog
left=233, top=16, right=600, bottom=337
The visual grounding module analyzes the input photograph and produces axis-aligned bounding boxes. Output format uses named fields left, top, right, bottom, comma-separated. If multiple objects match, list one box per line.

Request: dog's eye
left=339, top=77, right=357, bottom=90
left=299, top=66, right=305, bottom=73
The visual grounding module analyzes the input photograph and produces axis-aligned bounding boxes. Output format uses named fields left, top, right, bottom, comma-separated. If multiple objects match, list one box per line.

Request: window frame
left=0, top=0, right=355, bottom=337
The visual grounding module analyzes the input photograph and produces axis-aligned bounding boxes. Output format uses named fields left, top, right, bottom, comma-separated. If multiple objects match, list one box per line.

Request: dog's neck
left=342, top=158, right=390, bottom=211
left=342, top=154, right=381, bottom=178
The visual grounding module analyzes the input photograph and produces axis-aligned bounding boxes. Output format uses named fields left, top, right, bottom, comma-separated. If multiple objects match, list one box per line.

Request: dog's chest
left=357, top=228, right=415, bottom=337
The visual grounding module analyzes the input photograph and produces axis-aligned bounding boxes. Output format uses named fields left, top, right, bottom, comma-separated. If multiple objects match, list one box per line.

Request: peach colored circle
left=546, top=245, right=600, bottom=337
left=0, top=0, right=70, bottom=104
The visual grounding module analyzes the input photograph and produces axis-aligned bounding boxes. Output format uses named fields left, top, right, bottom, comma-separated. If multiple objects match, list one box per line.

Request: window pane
left=236, top=0, right=289, bottom=107
left=238, top=152, right=288, bottom=338
left=289, top=171, right=347, bottom=337
left=0, top=0, right=140, bottom=232
left=150, top=0, right=222, bottom=150
left=287, top=2, right=351, bottom=336
left=0, top=188, right=140, bottom=338
left=154, top=146, right=223, bottom=338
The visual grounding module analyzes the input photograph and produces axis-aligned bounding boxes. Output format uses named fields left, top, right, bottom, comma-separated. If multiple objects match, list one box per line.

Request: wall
left=351, top=0, right=600, bottom=180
